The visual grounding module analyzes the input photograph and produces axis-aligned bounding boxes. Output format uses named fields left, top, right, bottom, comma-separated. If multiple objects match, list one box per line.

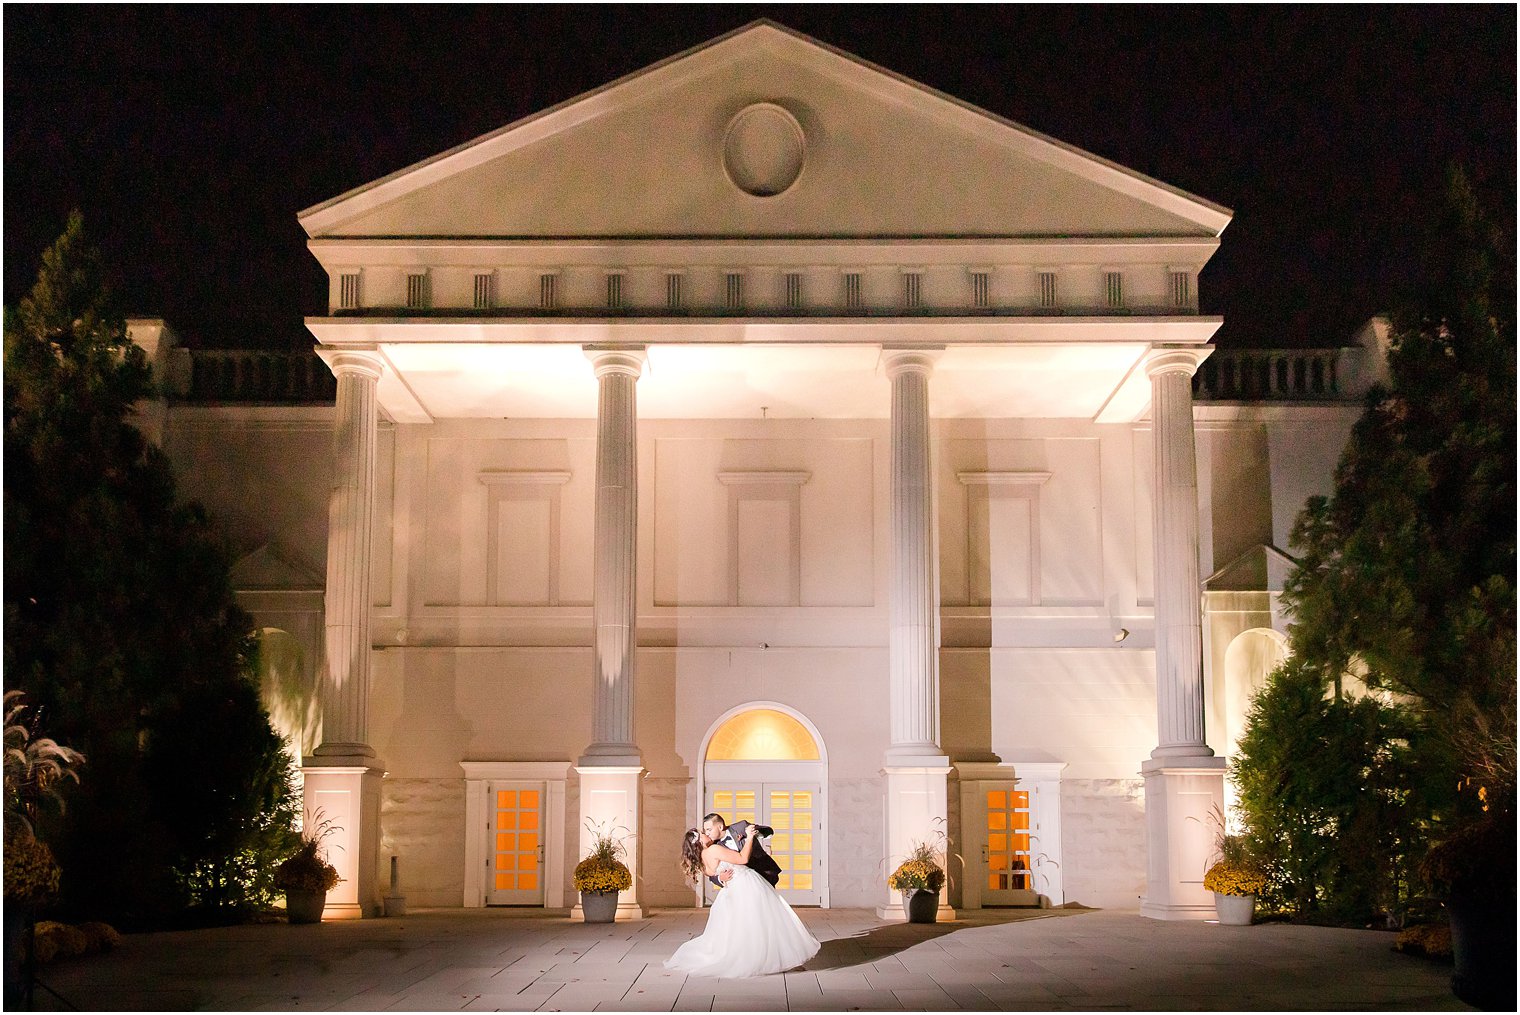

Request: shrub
left=31, top=922, right=88, bottom=963
left=1231, top=658, right=1433, bottom=923
left=76, top=921, right=121, bottom=952
left=1395, top=922, right=1453, bottom=960
left=3, top=833, right=61, bottom=909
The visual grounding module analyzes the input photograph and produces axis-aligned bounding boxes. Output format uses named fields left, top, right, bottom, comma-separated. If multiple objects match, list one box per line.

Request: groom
left=704, top=812, right=782, bottom=889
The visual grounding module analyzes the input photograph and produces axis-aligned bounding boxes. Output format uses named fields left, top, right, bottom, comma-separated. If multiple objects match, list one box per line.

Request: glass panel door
left=983, top=785, right=1037, bottom=905
left=703, top=785, right=759, bottom=905
left=703, top=782, right=821, bottom=906
left=766, top=784, right=820, bottom=906
left=487, top=784, right=544, bottom=905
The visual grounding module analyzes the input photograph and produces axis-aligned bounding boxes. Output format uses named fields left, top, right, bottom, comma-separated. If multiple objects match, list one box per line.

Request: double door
left=703, top=783, right=821, bottom=906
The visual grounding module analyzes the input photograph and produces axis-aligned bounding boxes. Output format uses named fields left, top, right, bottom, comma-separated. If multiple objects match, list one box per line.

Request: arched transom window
left=705, top=708, right=819, bottom=761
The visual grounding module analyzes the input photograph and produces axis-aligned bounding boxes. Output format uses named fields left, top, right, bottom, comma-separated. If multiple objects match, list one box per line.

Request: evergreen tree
left=4, top=213, right=297, bottom=927
left=1281, top=167, right=1515, bottom=822
left=1231, top=659, right=1435, bottom=920
left=1233, top=168, right=1516, bottom=922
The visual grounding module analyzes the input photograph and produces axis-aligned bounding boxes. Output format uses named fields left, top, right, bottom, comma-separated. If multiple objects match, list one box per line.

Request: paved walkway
left=31, top=907, right=1463, bottom=1012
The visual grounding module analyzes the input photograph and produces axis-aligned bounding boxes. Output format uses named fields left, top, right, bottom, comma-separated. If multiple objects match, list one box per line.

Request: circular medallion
left=722, top=103, right=806, bottom=197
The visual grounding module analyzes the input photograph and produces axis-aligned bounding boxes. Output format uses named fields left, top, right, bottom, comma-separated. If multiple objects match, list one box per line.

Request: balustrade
left=1192, top=348, right=1356, bottom=401
left=185, top=349, right=337, bottom=403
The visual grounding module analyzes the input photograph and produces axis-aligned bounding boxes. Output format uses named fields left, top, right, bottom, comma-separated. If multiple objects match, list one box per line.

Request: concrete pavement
left=29, top=906, right=1464, bottom=1011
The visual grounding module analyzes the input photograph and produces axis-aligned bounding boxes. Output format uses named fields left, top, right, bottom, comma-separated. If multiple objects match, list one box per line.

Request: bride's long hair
left=679, top=828, right=705, bottom=883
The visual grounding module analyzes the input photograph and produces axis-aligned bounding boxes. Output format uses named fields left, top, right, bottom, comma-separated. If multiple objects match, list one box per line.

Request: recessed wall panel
left=422, top=437, right=591, bottom=608
left=737, top=498, right=792, bottom=605
left=495, top=497, right=552, bottom=604
left=654, top=436, right=872, bottom=608
left=1041, top=438, right=1103, bottom=605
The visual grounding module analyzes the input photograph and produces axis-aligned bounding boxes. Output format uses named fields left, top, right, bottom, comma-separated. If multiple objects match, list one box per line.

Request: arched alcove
left=696, top=702, right=828, bottom=908
left=256, top=627, right=319, bottom=762
left=1223, top=628, right=1290, bottom=752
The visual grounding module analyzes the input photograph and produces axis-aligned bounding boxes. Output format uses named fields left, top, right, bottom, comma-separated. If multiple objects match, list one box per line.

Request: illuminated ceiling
left=310, top=316, right=1219, bottom=424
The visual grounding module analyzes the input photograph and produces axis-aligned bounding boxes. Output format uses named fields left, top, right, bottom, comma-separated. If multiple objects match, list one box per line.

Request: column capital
left=1144, top=346, right=1212, bottom=379
left=881, top=346, right=942, bottom=379
left=319, top=347, right=387, bottom=381
left=585, top=346, right=647, bottom=378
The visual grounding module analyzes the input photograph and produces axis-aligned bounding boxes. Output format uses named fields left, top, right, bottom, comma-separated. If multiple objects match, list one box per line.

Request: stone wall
left=378, top=777, right=465, bottom=908
left=640, top=776, right=695, bottom=907
left=828, top=777, right=884, bottom=908
left=1060, top=777, right=1147, bottom=910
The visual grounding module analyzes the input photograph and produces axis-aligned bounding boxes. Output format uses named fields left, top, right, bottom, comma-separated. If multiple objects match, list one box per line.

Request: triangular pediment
left=231, top=542, right=325, bottom=592
left=301, top=21, right=1229, bottom=240
left=1203, top=544, right=1299, bottom=593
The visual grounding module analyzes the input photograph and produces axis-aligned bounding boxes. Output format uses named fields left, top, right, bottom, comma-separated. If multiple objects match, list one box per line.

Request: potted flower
left=4, top=690, right=82, bottom=1006
left=1203, top=832, right=1267, bottom=926
left=274, top=812, right=341, bottom=924
left=573, top=821, right=631, bottom=924
left=888, top=839, right=947, bottom=924
left=1419, top=785, right=1516, bottom=1011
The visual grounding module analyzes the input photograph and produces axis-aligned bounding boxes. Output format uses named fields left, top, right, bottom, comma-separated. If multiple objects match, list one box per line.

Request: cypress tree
left=4, top=213, right=297, bottom=926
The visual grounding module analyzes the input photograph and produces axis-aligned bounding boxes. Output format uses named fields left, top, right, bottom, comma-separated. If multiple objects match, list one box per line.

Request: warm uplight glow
left=705, top=708, right=819, bottom=761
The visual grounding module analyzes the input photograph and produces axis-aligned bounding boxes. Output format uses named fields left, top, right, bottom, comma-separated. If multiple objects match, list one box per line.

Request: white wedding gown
left=664, top=862, right=821, bottom=978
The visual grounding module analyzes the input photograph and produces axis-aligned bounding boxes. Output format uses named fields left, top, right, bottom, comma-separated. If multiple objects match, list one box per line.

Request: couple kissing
left=663, top=812, right=820, bottom=978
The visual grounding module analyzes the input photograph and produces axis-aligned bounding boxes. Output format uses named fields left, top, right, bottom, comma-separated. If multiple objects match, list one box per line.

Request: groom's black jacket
left=706, top=820, right=782, bottom=888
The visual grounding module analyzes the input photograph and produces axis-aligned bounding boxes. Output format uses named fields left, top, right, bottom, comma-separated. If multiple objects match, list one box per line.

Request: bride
left=663, top=825, right=820, bottom=978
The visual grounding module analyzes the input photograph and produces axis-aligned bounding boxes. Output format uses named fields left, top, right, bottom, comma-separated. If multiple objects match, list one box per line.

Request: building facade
left=141, top=23, right=1385, bottom=919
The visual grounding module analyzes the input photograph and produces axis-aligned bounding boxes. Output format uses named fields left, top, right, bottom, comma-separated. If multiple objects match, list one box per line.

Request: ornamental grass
left=573, top=820, right=632, bottom=893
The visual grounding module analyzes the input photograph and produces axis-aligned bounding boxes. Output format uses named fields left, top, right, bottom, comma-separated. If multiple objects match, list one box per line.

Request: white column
left=885, top=350, right=941, bottom=759
left=879, top=348, right=954, bottom=921
left=1148, top=349, right=1213, bottom=759
left=306, top=347, right=387, bottom=919
left=576, top=347, right=646, bottom=920
left=579, top=348, right=645, bottom=765
left=314, top=350, right=385, bottom=758
left=1140, top=346, right=1225, bottom=921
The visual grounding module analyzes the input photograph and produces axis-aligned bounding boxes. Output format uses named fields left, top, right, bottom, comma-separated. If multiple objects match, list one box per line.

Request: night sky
left=5, top=6, right=1514, bottom=350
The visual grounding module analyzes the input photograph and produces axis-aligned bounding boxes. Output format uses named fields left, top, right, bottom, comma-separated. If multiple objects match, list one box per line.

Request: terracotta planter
left=285, top=889, right=327, bottom=924
left=581, top=890, right=619, bottom=924
left=1448, top=880, right=1517, bottom=1011
left=1212, top=892, right=1255, bottom=926
left=903, top=889, right=939, bottom=924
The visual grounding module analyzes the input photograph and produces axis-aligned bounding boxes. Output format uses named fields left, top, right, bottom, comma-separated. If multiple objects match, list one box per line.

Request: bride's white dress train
left=664, top=862, right=821, bottom=978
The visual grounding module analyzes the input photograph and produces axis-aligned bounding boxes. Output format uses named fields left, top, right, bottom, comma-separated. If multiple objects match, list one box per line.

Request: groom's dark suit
left=706, top=820, right=782, bottom=889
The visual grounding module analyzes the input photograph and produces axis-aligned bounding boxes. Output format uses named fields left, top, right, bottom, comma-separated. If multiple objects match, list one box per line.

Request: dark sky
left=5, top=5, right=1514, bottom=350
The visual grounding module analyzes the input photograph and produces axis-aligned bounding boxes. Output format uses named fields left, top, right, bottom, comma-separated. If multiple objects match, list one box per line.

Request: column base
left=301, top=759, right=385, bottom=919
left=576, top=750, right=642, bottom=768
left=574, top=764, right=645, bottom=919
left=321, top=902, right=366, bottom=921
left=1140, top=755, right=1226, bottom=922
left=1139, top=899, right=1218, bottom=921
left=881, top=757, right=952, bottom=917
